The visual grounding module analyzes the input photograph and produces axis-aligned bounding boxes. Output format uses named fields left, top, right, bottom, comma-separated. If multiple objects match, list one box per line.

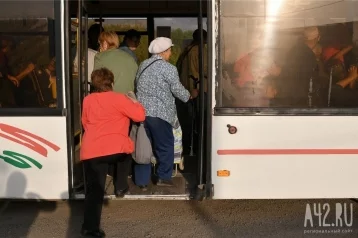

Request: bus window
left=217, top=0, right=358, bottom=110
left=0, top=1, right=58, bottom=109
left=154, top=17, right=208, bottom=65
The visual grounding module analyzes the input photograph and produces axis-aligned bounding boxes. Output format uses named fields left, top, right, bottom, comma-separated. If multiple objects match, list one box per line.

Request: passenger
left=119, top=29, right=141, bottom=64
left=177, top=29, right=208, bottom=92
left=134, top=37, right=197, bottom=189
left=231, top=31, right=281, bottom=107
left=80, top=68, right=145, bottom=238
left=94, top=31, right=138, bottom=94
left=322, top=45, right=353, bottom=67
left=176, top=29, right=206, bottom=155
left=0, top=37, right=16, bottom=107
left=322, top=23, right=354, bottom=69
left=274, top=26, right=322, bottom=107
left=10, top=57, right=56, bottom=107
left=74, top=23, right=104, bottom=93
left=0, top=37, right=36, bottom=107
left=95, top=31, right=139, bottom=182
left=73, top=24, right=104, bottom=192
left=328, top=63, right=358, bottom=107
left=314, top=26, right=356, bottom=107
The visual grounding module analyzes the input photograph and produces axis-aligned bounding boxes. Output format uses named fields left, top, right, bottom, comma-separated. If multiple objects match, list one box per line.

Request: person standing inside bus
left=74, top=23, right=104, bottom=93
left=119, top=29, right=141, bottom=64
left=94, top=31, right=138, bottom=94
left=80, top=68, right=145, bottom=238
left=274, top=26, right=321, bottom=107
left=176, top=29, right=207, bottom=155
left=134, top=37, right=197, bottom=189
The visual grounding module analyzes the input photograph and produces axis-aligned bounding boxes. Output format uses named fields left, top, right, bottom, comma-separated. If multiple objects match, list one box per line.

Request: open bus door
left=67, top=0, right=213, bottom=200
left=67, top=0, right=89, bottom=197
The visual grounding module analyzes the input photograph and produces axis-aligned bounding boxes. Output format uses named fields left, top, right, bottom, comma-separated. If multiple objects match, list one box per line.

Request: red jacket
left=80, top=91, right=145, bottom=160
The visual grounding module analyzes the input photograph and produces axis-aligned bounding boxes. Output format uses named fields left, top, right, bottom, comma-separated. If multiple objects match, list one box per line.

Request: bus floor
left=73, top=155, right=198, bottom=198
left=104, top=170, right=196, bottom=196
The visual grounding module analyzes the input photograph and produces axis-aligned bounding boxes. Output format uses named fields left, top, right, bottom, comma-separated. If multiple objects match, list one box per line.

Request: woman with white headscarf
left=134, top=37, right=198, bottom=189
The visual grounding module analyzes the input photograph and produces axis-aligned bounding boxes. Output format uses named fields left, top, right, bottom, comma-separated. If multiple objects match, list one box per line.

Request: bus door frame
left=204, top=0, right=213, bottom=199
left=196, top=0, right=214, bottom=199
left=64, top=0, right=89, bottom=198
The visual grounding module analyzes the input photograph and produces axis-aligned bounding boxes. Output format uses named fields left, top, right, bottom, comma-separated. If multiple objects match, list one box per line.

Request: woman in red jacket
left=80, top=68, right=145, bottom=238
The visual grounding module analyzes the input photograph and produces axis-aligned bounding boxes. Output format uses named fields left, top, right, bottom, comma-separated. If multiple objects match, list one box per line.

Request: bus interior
left=68, top=0, right=210, bottom=199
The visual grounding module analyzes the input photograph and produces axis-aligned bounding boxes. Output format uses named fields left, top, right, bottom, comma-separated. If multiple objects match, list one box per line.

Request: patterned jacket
left=136, top=54, right=190, bottom=126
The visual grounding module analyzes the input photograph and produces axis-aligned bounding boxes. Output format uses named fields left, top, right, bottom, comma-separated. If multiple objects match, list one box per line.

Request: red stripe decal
left=0, top=123, right=60, bottom=157
left=217, top=149, right=358, bottom=155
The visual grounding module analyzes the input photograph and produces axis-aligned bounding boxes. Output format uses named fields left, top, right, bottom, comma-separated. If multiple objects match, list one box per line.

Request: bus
left=0, top=0, right=358, bottom=200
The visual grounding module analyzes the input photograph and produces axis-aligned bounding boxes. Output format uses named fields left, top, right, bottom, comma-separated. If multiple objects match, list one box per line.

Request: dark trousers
left=0, top=78, right=16, bottom=107
left=108, top=122, right=134, bottom=177
left=82, top=153, right=130, bottom=231
left=175, top=99, right=193, bottom=155
left=175, top=94, right=207, bottom=155
left=134, top=116, right=174, bottom=186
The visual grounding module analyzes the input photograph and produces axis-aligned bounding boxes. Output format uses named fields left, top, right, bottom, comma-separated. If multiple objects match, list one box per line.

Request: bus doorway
left=68, top=0, right=210, bottom=200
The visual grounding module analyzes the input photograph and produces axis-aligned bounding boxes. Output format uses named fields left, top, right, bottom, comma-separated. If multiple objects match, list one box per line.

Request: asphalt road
left=1, top=199, right=358, bottom=238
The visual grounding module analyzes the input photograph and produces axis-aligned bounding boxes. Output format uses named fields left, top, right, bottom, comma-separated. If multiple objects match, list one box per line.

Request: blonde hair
left=98, top=31, right=119, bottom=49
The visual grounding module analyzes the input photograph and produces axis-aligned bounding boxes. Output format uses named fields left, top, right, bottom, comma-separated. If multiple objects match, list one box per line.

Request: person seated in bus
left=0, top=37, right=36, bottom=107
left=134, top=37, right=197, bottom=189
left=176, top=29, right=206, bottom=155
left=314, top=30, right=355, bottom=107
left=230, top=31, right=281, bottom=107
left=274, top=26, right=322, bottom=107
left=322, top=23, right=354, bottom=70
left=119, top=29, right=141, bottom=64
left=94, top=31, right=138, bottom=94
left=0, top=37, right=18, bottom=107
left=13, top=57, right=57, bottom=108
left=327, top=63, right=358, bottom=107
left=80, top=68, right=145, bottom=238
left=322, top=45, right=353, bottom=68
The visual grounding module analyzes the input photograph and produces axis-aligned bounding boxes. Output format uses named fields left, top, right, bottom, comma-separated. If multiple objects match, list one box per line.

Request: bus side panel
left=0, top=117, right=69, bottom=199
left=211, top=116, right=358, bottom=199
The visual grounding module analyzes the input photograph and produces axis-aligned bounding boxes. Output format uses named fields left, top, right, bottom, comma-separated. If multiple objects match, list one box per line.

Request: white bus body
left=1, top=0, right=358, bottom=200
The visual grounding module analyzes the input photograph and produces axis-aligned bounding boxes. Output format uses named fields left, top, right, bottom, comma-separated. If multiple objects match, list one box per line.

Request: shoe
left=115, top=187, right=129, bottom=198
left=156, top=179, right=174, bottom=187
left=138, top=185, right=148, bottom=191
left=73, top=182, right=84, bottom=190
left=74, top=185, right=85, bottom=193
left=81, top=228, right=106, bottom=237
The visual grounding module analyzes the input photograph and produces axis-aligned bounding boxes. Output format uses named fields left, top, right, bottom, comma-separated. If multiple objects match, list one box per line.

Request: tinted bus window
left=0, top=1, right=58, bottom=109
left=218, top=0, right=358, bottom=109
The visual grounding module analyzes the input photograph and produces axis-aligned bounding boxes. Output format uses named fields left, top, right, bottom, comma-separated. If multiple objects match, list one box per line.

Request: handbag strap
left=137, top=59, right=162, bottom=80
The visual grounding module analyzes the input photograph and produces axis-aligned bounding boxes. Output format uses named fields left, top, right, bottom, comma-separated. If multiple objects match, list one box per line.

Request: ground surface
left=1, top=199, right=358, bottom=238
